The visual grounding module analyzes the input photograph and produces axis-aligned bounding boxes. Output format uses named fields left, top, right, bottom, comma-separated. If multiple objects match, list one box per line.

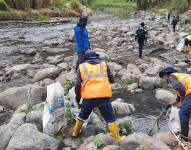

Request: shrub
left=94, top=138, right=106, bottom=149
left=119, top=121, right=134, bottom=136
left=70, top=0, right=82, bottom=13
left=0, top=0, right=9, bottom=10
left=14, top=0, right=32, bottom=10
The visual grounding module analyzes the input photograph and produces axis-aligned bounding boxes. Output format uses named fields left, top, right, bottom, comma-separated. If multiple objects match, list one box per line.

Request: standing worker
left=135, top=22, right=148, bottom=59
left=72, top=51, right=125, bottom=142
left=167, top=10, right=172, bottom=22
left=171, top=15, right=179, bottom=33
left=74, top=16, right=90, bottom=70
left=157, top=66, right=191, bottom=138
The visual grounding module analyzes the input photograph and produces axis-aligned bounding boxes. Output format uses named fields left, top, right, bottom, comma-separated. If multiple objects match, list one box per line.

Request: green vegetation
left=62, top=79, right=75, bottom=95
left=117, top=76, right=138, bottom=89
left=119, top=120, right=134, bottom=136
left=94, top=138, right=106, bottom=150
left=182, top=24, right=191, bottom=32
left=88, top=0, right=136, bottom=19
left=0, top=0, right=84, bottom=21
left=53, top=132, right=65, bottom=141
left=0, top=0, right=9, bottom=10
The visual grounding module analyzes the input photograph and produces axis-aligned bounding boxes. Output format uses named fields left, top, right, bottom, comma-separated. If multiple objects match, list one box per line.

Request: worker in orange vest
left=72, top=50, right=125, bottom=142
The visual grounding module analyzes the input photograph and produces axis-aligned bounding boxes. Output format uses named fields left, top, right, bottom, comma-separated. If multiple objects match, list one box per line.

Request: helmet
left=84, top=50, right=100, bottom=60
left=159, top=67, right=177, bottom=78
left=140, top=22, right=145, bottom=27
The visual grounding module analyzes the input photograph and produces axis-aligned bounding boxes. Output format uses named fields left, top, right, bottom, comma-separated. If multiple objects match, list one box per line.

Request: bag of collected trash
left=176, top=39, right=185, bottom=52
left=43, top=82, right=65, bottom=135
left=168, top=106, right=180, bottom=133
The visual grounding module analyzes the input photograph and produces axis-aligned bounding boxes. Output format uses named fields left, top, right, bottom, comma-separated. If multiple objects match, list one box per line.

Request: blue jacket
left=74, top=25, right=90, bottom=53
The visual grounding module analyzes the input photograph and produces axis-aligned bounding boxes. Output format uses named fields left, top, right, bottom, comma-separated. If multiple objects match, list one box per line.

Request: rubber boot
left=72, top=119, right=83, bottom=138
left=108, top=122, right=125, bottom=142
left=180, top=120, right=189, bottom=137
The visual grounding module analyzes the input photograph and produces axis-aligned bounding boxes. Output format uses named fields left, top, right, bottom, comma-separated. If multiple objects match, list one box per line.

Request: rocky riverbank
left=0, top=11, right=191, bottom=149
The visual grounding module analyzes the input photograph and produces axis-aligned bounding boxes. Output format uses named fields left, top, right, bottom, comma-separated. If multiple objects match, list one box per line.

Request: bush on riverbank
left=0, top=0, right=87, bottom=21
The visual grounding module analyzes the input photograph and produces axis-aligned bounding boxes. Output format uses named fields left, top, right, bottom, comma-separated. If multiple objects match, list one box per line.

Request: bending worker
left=72, top=50, right=125, bottom=142
left=158, top=66, right=191, bottom=137
left=184, top=34, right=191, bottom=52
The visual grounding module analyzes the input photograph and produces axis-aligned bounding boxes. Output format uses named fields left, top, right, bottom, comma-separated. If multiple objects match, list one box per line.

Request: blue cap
left=159, top=67, right=177, bottom=78
left=84, top=50, right=100, bottom=60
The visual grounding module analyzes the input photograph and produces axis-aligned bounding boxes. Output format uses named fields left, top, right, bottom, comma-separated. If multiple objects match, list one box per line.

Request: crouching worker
left=72, top=50, right=125, bottom=142
left=184, top=34, right=191, bottom=52
left=158, top=67, right=191, bottom=137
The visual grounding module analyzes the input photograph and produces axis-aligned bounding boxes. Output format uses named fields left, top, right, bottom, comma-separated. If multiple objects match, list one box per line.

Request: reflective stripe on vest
left=172, top=73, right=191, bottom=96
left=79, top=62, right=112, bottom=99
left=81, top=62, right=107, bottom=82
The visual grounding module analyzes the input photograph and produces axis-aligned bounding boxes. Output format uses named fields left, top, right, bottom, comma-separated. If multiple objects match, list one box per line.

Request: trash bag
left=43, top=82, right=65, bottom=135
left=176, top=39, right=185, bottom=52
left=168, top=106, right=180, bottom=133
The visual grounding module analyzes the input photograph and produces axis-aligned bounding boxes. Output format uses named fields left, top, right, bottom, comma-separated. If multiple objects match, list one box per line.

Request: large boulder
left=111, top=99, right=135, bottom=115
left=107, top=62, right=123, bottom=72
left=120, top=133, right=171, bottom=150
left=33, top=67, right=62, bottom=82
left=0, top=84, right=46, bottom=110
left=127, top=64, right=141, bottom=75
left=139, top=76, right=161, bottom=89
left=9, top=64, right=32, bottom=73
left=6, top=123, right=60, bottom=150
left=56, top=70, right=75, bottom=81
left=26, top=110, right=43, bottom=126
left=144, top=65, right=163, bottom=76
left=0, top=113, right=26, bottom=150
left=155, top=89, right=176, bottom=103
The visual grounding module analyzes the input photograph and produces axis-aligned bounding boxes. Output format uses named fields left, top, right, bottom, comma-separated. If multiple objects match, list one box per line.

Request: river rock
left=46, top=55, right=64, bottom=65
left=40, top=78, right=54, bottom=86
left=103, top=145, right=120, bottom=150
left=57, top=63, right=68, bottom=70
left=118, top=69, right=131, bottom=79
left=127, top=83, right=138, bottom=91
left=63, top=138, right=81, bottom=149
left=82, top=125, right=104, bottom=137
left=6, top=123, right=60, bottom=150
left=56, top=70, right=75, bottom=81
left=19, top=48, right=37, bottom=56
left=94, top=48, right=106, bottom=53
left=155, top=89, right=176, bottom=103
left=120, top=133, right=171, bottom=150
left=107, top=62, right=123, bottom=72
left=0, top=113, right=26, bottom=150
left=154, top=132, right=178, bottom=148
left=144, top=65, right=163, bottom=76
left=127, top=64, right=141, bottom=75
left=0, top=105, right=4, bottom=112
left=9, top=64, right=32, bottom=73
left=111, top=83, right=123, bottom=90
left=111, top=100, right=135, bottom=115
left=187, top=67, right=191, bottom=73
left=88, top=112, right=104, bottom=127
left=33, top=67, right=62, bottom=82
left=174, top=61, right=188, bottom=68
left=79, top=133, right=117, bottom=150
left=0, top=84, right=46, bottom=110
left=139, top=76, right=161, bottom=89
left=26, top=110, right=42, bottom=126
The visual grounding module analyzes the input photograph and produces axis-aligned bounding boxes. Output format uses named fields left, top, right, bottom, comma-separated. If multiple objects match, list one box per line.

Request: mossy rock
left=0, top=0, right=9, bottom=10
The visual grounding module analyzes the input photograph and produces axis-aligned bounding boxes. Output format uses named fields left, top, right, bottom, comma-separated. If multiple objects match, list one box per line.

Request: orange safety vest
left=171, top=73, right=191, bottom=96
left=79, top=61, right=112, bottom=99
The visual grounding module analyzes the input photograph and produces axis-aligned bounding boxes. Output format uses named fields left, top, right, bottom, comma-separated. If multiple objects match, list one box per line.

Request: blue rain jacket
left=74, top=25, right=90, bottom=53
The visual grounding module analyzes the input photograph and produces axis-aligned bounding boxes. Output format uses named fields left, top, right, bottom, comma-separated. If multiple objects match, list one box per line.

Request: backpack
left=137, top=27, right=145, bottom=38
left=172, top=17, right=178, bottom=23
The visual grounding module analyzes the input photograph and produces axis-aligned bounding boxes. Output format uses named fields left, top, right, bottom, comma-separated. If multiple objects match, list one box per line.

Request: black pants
left=173, top=24, right=177, bottom=32
left=76, top=52, right=85, bottom=70
left=138, top=39, right=144, bottom=58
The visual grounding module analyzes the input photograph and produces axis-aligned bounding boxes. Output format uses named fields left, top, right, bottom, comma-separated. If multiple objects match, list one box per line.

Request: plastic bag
left=176, top=39, right=185, bottom=52
left=43, top=82, right=65, bottom=135
left=168, top=106, right=180, bottom=133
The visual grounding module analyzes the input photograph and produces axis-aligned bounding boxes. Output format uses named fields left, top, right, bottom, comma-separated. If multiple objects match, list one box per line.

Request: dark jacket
left=135, top=26, right=148, bottom=41
left=74, top=24, right=90, bottom=53
left=75, top=58, right=114, bottom=103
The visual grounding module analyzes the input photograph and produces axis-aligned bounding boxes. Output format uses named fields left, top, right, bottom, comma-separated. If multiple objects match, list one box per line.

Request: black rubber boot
left=180, top=120, right=189, bottom=137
